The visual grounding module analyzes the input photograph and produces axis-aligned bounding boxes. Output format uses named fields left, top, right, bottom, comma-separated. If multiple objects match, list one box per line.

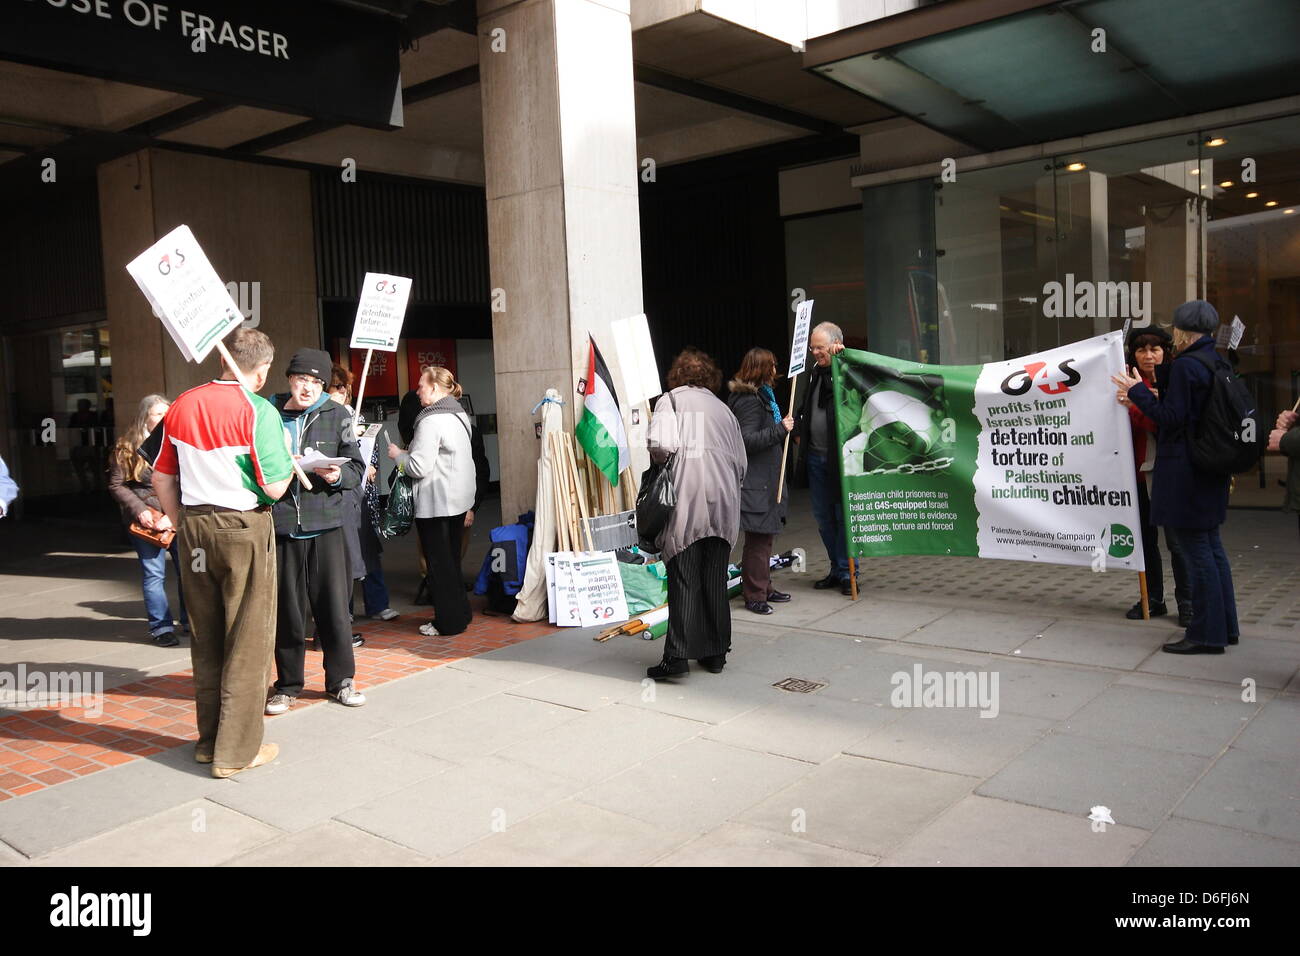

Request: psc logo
left=1102, top=524, right=1135, bottom=558
left=157, top=249, right=187, bottom=275
left=1000, top=359, right=1081, bottom=396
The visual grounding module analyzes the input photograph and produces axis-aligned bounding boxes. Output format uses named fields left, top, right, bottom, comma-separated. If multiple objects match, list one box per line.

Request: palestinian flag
left=575, top=335, right=629, bottom=486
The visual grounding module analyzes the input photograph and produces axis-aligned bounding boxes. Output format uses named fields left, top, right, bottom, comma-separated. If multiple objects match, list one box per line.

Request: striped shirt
left=147, top=380, right=293, bottom=510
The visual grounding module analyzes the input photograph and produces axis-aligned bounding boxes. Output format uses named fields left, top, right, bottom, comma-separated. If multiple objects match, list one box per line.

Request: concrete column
left=97, top=148, right=318, bottom=417
left=1145, top=197, right=1201, bottom=328
left=478, top=0, right=647, bottom=520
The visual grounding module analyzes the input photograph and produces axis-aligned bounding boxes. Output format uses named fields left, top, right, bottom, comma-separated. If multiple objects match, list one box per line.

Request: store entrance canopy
left=805, top=0, right=1300, bottom=151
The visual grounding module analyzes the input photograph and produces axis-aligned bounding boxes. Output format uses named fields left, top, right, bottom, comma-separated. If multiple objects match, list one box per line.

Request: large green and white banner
left=833, top=332, right=1144, bottom=571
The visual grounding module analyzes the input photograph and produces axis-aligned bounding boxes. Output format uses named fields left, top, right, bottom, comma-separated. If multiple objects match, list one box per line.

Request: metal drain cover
left=773, top=677, right=826, bottom=694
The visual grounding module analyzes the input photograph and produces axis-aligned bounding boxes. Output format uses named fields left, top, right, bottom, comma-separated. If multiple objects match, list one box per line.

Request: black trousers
left=664, top=536, right=732, bottom=662
left=274, top=528, right=355, bottom=696
left=415, top=515, right=472, bottom=635
left=1137, top=480, right=1192, bottom=611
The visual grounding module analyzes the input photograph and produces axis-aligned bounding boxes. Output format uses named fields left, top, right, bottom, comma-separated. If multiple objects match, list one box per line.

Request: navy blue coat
left=1127, top=335, right=1230, bottom=530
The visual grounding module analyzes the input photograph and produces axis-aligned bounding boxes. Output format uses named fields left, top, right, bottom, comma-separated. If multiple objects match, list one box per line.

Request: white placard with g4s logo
left=125, top=224, right=245, bottom=363
left=350, top=273, right=412, bottom=351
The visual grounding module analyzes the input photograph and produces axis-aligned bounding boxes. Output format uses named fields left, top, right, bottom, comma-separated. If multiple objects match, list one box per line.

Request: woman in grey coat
left=387, top=366, right=476, bottom=637
left=727, top=347, right=794, bottom=615
left=646, top=348, right=747, bottom=679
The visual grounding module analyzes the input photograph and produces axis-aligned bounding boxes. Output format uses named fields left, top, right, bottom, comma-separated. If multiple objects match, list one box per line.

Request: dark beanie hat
left=285, top=348, right=332, bottom=382
left=1126, top=324, right=1172, bottom=352
left=1172, top=299, right=1219, bottom=334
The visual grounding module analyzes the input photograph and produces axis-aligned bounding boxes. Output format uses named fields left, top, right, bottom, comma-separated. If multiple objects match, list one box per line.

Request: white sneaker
left=265, top=694, right=295, bottom=716
left=418, top=622, right=441, bottom=637
left=375, top=608, right=399, bottom=621
left=333, top=678, right=367, bottom=707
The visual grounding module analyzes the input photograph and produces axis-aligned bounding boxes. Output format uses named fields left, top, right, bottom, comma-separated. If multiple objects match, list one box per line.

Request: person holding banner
left=645, top=349, right=747, bottom=679
left=147, top=328, right=295, bottom=777
left=388, top=366, right=475, bottom=637
left=265, top=349, right=368, bottom=715
left=1269, top=408, right=1300, bottom=537
left=1119, top=326, right=1194, bottom=626
left=1113, top=300, right=1239, bottom=654
left=727, top=348, right=794, bottom=614
left=794, top=322, right=854, bottom=595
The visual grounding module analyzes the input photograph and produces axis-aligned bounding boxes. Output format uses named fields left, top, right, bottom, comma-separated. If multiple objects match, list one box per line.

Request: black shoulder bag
left=635, top=391, right=679, bottom=543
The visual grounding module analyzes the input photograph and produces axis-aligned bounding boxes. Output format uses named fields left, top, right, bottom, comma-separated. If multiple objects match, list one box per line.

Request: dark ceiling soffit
left=124, top=100, right=235, bottom=138
left=231, top=64, right=481, bottom=154
left=802, top=0, right=1060, bottom=68
left=633, top=65, right=844, bottom=137
left=646, top=131, right=860, bottom=186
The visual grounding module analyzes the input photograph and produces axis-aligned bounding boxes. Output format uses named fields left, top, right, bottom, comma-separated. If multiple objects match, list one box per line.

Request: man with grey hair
left=793, top=321, right=855, bottom=595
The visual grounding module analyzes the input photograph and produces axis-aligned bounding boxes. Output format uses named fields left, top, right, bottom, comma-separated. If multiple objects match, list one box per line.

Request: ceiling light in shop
left=1204, top=137, right=1227, bottom=147
left=1286, top=209, right=1296, bottom=215
left=1065, top=162, right=1086, bottom=172
left=1189, top=168, right=1200, bottom=175
left=1219, top=181, right=1233, bottom=188
left=1245, top=192, right=1259, bottom=199
left=1266, top=201, right=1279, bottom=207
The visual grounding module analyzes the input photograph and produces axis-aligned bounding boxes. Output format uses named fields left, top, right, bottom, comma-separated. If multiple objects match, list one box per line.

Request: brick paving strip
left=0, top=605, right=556, bottom=801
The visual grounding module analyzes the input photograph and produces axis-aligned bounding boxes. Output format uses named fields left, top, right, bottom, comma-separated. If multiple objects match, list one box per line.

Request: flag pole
left=352, top=348, right=373, bottom=431
left=216, top=338, right=312, bottom=489
left=1138, top=571, right=1149, bottom=620
left=776, top=374, right=798, bottom=504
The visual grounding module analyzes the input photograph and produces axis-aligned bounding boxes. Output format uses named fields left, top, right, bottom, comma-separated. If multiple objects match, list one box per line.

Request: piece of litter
left=1013, top=649, right=1021, bottom=655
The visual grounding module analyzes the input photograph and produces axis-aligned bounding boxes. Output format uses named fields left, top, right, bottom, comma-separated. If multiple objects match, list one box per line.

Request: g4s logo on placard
left=1000, top=359, right=1081, bottom=396
left=157, top=249, right=187, bottom=275
left=374, top=279, right=400, bottom=295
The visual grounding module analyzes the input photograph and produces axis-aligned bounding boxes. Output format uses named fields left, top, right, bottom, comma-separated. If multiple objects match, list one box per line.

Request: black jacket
left=269, top=393, right=365, bottom=536
left=793, top=362, right=840, bottom=491
left=727, top=380, right=788, bottom=535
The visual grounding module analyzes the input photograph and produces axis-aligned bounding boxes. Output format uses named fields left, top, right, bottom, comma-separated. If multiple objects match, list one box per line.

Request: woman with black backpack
left=1112, top=300, right=1240, bottom=654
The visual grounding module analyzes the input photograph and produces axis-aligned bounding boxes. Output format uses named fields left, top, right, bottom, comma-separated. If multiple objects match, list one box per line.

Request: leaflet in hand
left=297, top=447, right=350, bottom=471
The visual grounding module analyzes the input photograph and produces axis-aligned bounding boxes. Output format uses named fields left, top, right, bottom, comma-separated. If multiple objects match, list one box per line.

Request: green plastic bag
left=619, top=561, right=668, bottom=615
left=378, top=474, right=415, bottom=539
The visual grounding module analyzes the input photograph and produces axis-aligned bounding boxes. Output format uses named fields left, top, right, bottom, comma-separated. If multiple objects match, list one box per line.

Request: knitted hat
left=285, top=348, right=332, bottom=383
left=1172, top=300, right=1219, bottom=334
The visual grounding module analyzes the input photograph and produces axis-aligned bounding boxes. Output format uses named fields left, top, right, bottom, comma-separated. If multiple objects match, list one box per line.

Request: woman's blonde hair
left=421, top=365, right=462, bottom=399
left=111, top=394, right=169, bottom=483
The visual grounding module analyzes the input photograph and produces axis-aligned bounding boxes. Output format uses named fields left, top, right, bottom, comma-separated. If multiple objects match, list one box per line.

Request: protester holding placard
left=1269, top=407, right=1300, bottom=538
left=1118, top=326, right=1193, bottom=626
left=645, top=349, right=747, bottom=679
left=794, top=322, right=853, bottom=594
left=388, top=366, right=475, bottom=637
left=109, top=394, right=187, bottom=648
left=727, top=348, right=793, bottom=614
left=1113, top=300, right=1239, bottom=654
left=265, top=349, right=368, bottom=715
left=146, top=328, right=294, bottom=778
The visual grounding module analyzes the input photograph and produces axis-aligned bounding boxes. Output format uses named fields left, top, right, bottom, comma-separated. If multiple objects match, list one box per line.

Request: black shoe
left=647, top=658, right=689, bottom=680
left=1177, top=608, right=1193, bottom=628
left=1126, top=601, right=1167, bottom=620
left=352, top=634, right=364, bottom=648
left=698, top=655, right=726, bottom=674
left=813, top=573, right=840, bottom=590
left=745, top=601, right=774, bottom=615
left=151, top=631, right=180, bottom=648
left=840, top=579, right=857, bottom=596
left=1162, top=638, right=1224, bottom=655
left=1228, top=634, right=1239, bottom=646
left=766, top=591, right=791, bottom=603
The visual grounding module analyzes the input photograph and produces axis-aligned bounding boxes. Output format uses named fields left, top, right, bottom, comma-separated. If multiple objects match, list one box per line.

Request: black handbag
left=635, top=392, right=678, bottom=542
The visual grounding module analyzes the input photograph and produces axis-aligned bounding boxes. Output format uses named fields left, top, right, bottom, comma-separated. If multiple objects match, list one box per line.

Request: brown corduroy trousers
left=178, top=506, right=277, bottom=770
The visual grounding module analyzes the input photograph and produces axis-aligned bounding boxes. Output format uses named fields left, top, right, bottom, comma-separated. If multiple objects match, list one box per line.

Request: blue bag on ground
left=475, top=512, right=534, bottom=612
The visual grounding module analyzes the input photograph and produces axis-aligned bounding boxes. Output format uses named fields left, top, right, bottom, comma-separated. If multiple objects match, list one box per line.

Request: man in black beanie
left=265, top=348, right=368, bottom=713
left=1113, top=301, right=1239, bottom=654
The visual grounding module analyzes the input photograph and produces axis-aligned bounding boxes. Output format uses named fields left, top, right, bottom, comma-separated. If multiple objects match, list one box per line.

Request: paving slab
left=375, top=693, right=582, bottom=763
left=436, top=800, right=693, bottom=867
left=847, top=707, right=1052, bottom=778
left=881, top=794, right=1148, bottom=866
left=0, top=839, right=26, bottom=867
left=338, top=756, right=580, bottom=858
left=222, top=820, right=433, bottom=867
left=1013, top=620, right=1167, bottom=670
left=739, top=755, right=976, bottom=857
left=1128, top=817, right=1300, bottom=866
left=31, top=799, right=281, bottom=867
left=504, top=659, right=647, bottom=711
left=704, top=693, right=898, bottom=764
left=978, top=733, right=1211, bottom=831
left=257, top=704, right=394, bottom=766
left=904, top=608, right=1057, bottom=655
left=1230, top=695, right=1300, bottom=761
left=358, top=666, right=518, bottom=727
left=206, top=740, right=450, bottom=833
left=579, top=738, right=814, bottom=834
left=1115, top=671, right=1276, bottom=702
left=960, top=657, right=1117, bottom=721
left=493, top=703, right=705, bottom=785
left=618, top=667, right=779, bottom=725
left=1059, top=685, right=1256, bottom=758
left=755, top=588, right=855, bottom=627
left=444, top=654, right=563, bottom=686
left=1137, top=635, right=1300, bottom=690
left=653, top=822, right=877, bottom=867
left=804, top=598, right=951, bottom=641
left=1173, top=748, right=1300, bottom=842
left=0, top=747, right=223, bottom=858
